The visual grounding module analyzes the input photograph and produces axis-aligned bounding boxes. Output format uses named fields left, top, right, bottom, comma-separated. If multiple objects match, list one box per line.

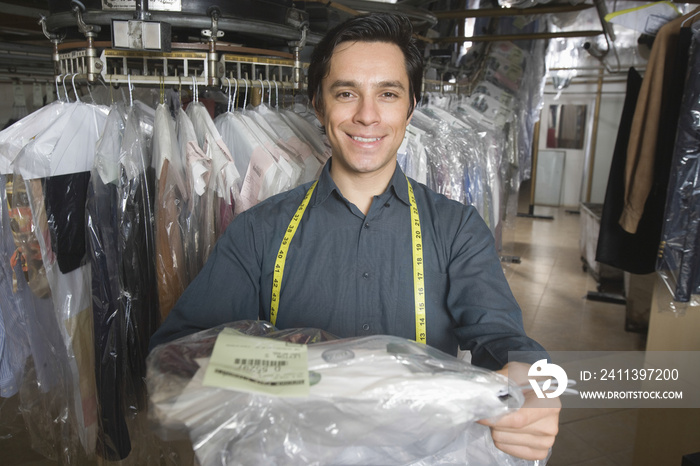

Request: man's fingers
left=490, top=440, right=552, bottom=462
left=478, top=405, right=560, bottom=430
left=489, top=426, right=557, bottom=452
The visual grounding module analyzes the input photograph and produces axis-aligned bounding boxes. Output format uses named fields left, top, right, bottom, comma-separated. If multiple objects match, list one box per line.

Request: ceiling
left=0, top=0, right=695, bottom=81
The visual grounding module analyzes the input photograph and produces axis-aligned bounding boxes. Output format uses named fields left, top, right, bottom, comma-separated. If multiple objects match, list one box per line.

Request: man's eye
left=337, top=92, right=353, bottom=99
left=382, top=92, right=398, bottom=99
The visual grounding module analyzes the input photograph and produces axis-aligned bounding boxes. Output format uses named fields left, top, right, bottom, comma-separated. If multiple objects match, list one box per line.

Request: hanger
left=127, top=74, right=133, bottom=107
left=234, top=77, right=240, bottom=109
left=223, top=77, right=232, bottom=112
left=191, top=75, right=198, bottom=103
left=225, top=77, right=237, bottom=113
left=273, top=81, right=279, bottom=108
left=62, top=74, right=70, bottom=102
left=55, top=74, right=63, bottom=102
left=232, top=78, right=238, bottom=111
left=681, top=7, right=700, bottom=27
left=265, top=80, right=272, bottom=107
left=257, top=78, right=265, bottom=107
left=71, top=73, right=81, bottom=103
left=242, top=79, right=249, bottom=109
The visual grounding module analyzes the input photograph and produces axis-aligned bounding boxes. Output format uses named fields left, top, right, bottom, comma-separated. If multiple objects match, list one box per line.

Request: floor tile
left=548, top=424, right=605, bottom=465
left=563, top=409, right=639, bottom=456
left=506, top=201, right=651, bottom=466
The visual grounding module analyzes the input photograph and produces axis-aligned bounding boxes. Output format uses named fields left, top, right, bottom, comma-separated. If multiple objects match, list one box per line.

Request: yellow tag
left=271, top=181, right=317, bottom=325
left=203, top=328, right=309, bottom=397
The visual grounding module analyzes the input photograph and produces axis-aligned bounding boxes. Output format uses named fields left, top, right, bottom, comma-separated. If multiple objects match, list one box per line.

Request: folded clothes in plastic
left=147, top=320, right=542, bottom=466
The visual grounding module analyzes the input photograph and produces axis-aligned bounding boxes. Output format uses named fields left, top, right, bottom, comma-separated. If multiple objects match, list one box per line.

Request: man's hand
left=477, top=361, right=561, bottom=461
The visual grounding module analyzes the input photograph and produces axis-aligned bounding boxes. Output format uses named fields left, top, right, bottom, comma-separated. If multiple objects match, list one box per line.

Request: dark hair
left=307, top=13, right=423, bottom=118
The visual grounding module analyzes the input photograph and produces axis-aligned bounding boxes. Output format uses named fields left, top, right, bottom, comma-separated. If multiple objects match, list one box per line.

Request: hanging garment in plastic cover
left=187, top=101, right=241, bottom=238
left=147, top=321, right=547, bottom=466
left=0, top=173, right=32, bottom=399
left=0, top=101, right=92, bottom=463
left=86, top=101, right=160, bottom=460
left=251, top=103, right=322, bottom=184
left=218, top=106, right=297, bottom=216
left=657, top=21, right=700, bottom=304
left=10, top=96, right=110, bottom=460
left=176, top=106, right=212, bottom=279
left=153, top=103, right=188, bottom=320
left=0, top=99, right=70, bottom=174
left=213, top=106, right=287, bottom=216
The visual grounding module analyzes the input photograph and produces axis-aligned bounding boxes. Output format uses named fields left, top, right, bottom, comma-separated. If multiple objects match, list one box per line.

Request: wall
left=537, top=78, right=627, bottom=208
left=590, top=91, right=625, bottom=203
left=0, top=81, right=57, bottom=128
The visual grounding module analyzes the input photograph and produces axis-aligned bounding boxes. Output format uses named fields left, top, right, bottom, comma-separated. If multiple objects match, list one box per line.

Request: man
left=150, top=13, right=559, bottom=460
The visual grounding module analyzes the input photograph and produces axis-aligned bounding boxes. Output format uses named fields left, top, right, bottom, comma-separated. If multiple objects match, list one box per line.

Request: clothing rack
left=423, top=78, right=463, bottom=96
left=56, top=47, right=305, bottom=90
left=43, top=4, right=309, bottom=90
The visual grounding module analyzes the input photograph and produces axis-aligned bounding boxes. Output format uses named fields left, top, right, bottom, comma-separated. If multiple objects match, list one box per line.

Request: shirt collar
left=312, top=158, right=411, bottom=208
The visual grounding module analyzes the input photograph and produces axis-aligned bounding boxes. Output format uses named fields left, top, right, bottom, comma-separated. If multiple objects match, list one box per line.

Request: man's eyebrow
left=328, top=80, right=406, bottom=91
left=329, top=80, right=358, bottom=90
left=376, top=80, right=406, bottom=91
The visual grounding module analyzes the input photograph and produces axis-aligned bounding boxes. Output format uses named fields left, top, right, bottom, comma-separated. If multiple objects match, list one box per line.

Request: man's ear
left=312, top=96, right=324, bottom=122
left=406, top=96, right=417, bottom=126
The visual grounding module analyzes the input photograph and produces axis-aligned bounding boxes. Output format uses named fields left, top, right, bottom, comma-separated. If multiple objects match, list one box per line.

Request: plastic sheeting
left=5, top=95, right=110, bottom=462
left=410, top=38, right=547, bottom=249
left=147, top=321, right=546, bottom=466
left=0, top=72, right=542, bottom=464
left=153, top=103, right=188, bottom=320
left=0, top=89, right=334, bottom=464
left=402, top=102, right=502, bottom=236
left=187, top=100, right=241, bottom=237
left=657, top=21, right=700, bottom=307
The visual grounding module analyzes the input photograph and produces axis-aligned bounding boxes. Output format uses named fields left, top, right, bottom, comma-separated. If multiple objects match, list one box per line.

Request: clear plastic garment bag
left=86, top=100, right=160, bottom=461
left=214, top=80, right=294, bottom=215
left=147, top=321, right=546, bottom=466
left=8, top=85, right=109, bottom=462
left=186, top=85, right=241, bottom=239
left=153, top=102, right=188, bottom=320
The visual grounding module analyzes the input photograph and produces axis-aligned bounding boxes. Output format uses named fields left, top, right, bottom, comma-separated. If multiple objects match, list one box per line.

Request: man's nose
left=353, top=97, right=380, bottom=125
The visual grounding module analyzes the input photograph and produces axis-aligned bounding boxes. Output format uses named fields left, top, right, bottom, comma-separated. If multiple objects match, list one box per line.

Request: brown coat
left=620, top=9, right=699, bottom=233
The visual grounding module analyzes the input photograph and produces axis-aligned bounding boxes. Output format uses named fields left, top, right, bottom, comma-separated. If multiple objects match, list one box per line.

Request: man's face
left=315, top=41, right=414, bottom=178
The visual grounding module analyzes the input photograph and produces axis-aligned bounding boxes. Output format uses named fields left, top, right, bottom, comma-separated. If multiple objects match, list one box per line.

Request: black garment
left=596, top=69, right=650, bottom=272
left=117, top=164, right=159, bottom=404
left=87, top=177, right=131, bottom=461
left=597, top=29, right=691, bottom=274
left=44, top=172, right=90, bottom=273
left=86, top=106, right=160, bottom=460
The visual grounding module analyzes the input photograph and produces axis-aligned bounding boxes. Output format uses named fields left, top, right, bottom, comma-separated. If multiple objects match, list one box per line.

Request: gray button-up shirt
left=150, top=160, right=546, bottom=369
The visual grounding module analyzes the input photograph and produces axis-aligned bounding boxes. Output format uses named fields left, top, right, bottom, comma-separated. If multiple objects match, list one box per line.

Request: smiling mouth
left=351, top=135, right=382, bottom=143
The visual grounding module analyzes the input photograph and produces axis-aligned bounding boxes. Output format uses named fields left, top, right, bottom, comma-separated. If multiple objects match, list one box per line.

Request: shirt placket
left=355, top=195, right=394, bottom=336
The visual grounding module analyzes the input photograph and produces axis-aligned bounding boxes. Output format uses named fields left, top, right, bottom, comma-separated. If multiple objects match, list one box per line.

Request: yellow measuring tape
left=271, top=180, right=317, bottom=326
left=271, top=176, right=427, bottom=344
left=407, top=177, right=427, bottom=343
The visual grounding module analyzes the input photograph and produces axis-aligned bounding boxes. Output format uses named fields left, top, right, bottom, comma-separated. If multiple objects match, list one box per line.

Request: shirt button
left=362, top=323, right=370, bottom=331
left=362, top=272, right=369, bottom=279
left=364, top=222, right=370, bottom=229
left=384, top=202, right=390, bottom=208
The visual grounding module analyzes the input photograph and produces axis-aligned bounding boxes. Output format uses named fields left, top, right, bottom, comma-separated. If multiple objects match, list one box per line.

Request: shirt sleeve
left=447, top=207, right=548, bottom=370
left=148, top=210, right=263, bottom=351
